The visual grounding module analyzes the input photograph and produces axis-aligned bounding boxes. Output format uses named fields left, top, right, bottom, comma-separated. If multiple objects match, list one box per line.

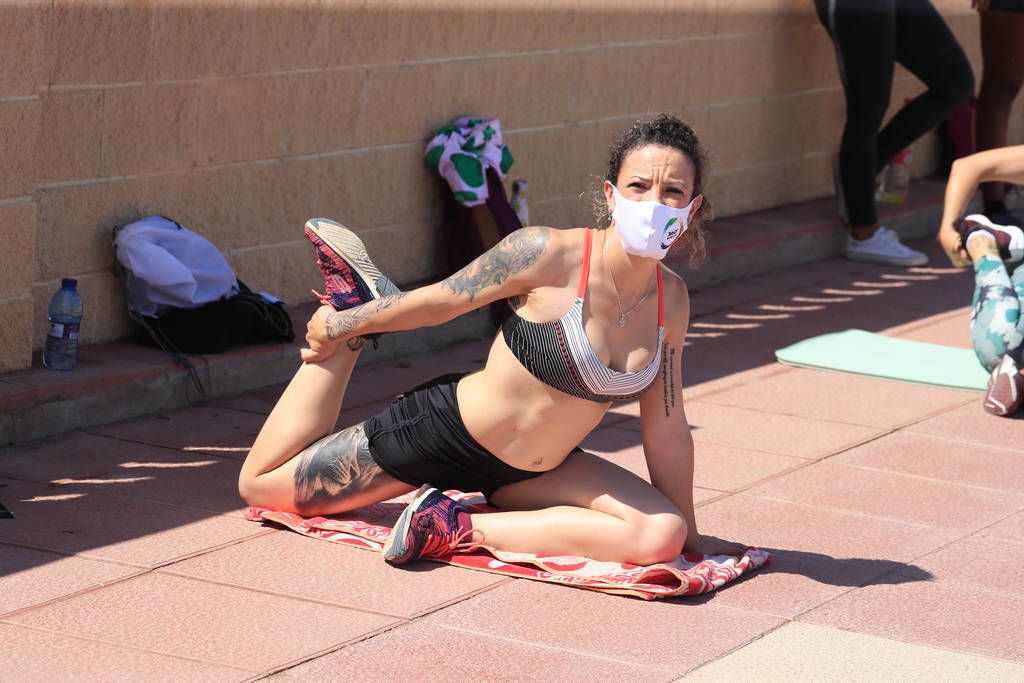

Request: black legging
left=815, top=0, right=974, bottom=228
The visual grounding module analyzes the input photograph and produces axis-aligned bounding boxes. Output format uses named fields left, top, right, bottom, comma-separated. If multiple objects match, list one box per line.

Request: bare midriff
left=456, top=333, right=610, bottom=473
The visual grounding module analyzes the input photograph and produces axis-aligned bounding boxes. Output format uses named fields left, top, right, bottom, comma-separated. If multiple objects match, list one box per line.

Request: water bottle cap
left=61, top=278, right=78, bottom=289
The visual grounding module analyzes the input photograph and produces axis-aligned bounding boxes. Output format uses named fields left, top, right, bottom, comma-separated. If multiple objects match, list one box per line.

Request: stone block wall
left=0, top=0, right=1015, bottom=371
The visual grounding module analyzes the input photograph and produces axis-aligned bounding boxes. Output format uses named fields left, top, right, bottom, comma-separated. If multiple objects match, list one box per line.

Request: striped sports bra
left=502, top=229, right=665, bottom=403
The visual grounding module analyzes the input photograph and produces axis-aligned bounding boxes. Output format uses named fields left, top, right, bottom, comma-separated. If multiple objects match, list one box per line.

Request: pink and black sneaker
left=304, top=217, right=402, bottom=311
left=956, top=214, right=1024, bottom=264
left=382, top=486, right=484, bottom=565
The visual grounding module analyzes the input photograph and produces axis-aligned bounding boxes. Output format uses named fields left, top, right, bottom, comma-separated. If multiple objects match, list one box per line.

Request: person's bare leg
left=977, top=11, right=1024, bottom=208
left=472, top=451, right=687, bottom=566
left=238, top=337, right=413, bottom=513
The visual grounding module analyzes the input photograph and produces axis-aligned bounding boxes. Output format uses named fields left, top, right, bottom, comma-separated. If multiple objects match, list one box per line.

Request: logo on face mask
left=660, top=217, right=682, bottom=250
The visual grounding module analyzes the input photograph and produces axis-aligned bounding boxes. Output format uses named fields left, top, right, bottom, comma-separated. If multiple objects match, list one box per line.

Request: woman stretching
left=938, top=146, right=1024, bottom=416
left=238, top=115, right=745, bottom=565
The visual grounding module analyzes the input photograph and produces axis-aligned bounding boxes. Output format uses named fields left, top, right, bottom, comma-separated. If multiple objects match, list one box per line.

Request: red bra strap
left=577, top=229, right=593, bottom=298
left=656, top=266, right=664, bottom=326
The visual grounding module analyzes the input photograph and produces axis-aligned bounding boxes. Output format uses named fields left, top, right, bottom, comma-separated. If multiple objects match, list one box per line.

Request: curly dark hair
left=597, top=114, right=712, bottom=266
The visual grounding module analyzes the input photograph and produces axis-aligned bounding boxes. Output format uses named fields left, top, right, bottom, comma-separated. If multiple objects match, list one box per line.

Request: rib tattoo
left=442, top=227, right=549, bottom=301
left=293, top=424, right=383, bottom=510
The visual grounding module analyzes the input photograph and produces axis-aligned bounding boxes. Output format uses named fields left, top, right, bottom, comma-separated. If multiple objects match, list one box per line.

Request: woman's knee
left=237, top=470, right=266, bottom=508
left=237, top=466, right=293, bottom=511
left=629, top=513, right=687, bottom=565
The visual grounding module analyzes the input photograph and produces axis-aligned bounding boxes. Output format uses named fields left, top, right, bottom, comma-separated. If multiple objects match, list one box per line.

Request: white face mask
left=609, top=184, right=699, bottom=260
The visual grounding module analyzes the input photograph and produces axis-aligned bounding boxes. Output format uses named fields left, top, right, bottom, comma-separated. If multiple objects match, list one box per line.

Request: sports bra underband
left=501, top=229, right=665, bottom=403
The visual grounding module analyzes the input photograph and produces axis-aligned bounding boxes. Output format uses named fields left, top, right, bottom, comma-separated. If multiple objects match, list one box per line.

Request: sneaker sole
left=381, top=484, right=436, bottom=564
left=983, top=355, right=1023, bottom=416
left=843, top=250, right=929, bottom=267
left=305, top=218, right=386, bottom=300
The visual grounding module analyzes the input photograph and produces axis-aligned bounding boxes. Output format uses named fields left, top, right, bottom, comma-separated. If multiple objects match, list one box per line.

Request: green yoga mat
left=775, top=329, right=989, bottom=391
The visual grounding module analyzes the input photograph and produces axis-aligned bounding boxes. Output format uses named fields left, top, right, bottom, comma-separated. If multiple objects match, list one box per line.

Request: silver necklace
left=604, top=233, right=654, bottom=327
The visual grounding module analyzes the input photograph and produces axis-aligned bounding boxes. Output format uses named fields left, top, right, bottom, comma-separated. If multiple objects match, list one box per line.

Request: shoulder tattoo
left=441, top=227, right=549, bottom=301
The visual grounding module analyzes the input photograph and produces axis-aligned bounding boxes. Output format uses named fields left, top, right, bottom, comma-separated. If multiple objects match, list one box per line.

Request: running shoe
left=844, top=226, right=928, bottom=267
left=382, top=485, right=482, bottom=565
left=983, top=353, right=1024, bottom=417
left=303, top=217, right=402, bottom=311
left=956, top=214, right=1024, bottom=264
left=983, top=208, right=1023, bottom=232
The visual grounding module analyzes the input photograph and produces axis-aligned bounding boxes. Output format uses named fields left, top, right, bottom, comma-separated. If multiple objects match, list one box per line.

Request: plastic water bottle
left=43, top=278, right=84, bottom=371
left=878, top=147, right=912, bottom=205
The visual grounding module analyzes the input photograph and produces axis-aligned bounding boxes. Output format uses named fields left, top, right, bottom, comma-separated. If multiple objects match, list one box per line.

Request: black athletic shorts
left=363, top=373, right=542, bottom=498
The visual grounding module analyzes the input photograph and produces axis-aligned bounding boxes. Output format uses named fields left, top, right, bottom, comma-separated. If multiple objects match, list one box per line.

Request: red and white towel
left=246, top=492, right=769, bottom=601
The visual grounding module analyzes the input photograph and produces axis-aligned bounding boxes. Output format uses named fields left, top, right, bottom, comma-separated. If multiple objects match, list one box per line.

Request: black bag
left=133, top=280, right=294, bottom=354
left=114, top=217, right=295, bottom=402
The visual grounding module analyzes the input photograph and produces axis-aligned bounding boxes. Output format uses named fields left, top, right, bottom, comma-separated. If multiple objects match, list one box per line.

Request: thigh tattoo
left=292, top=423, right=384, bottom=510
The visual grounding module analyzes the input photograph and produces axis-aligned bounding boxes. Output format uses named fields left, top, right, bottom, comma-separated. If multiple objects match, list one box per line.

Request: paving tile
left=887, top=308, right=974, bottom=349
left=571, top=427, right=723, bottom=502
left=684, top=621, right=1024, bottom=681
left=0, top=478, right=260, bottom=568
left=0, top=623, right=250, bottom=681
left=801, top=580, right=1024, bottom=662
left=836, top=431, right=1024, bottom=493
left=424, top=580, right=783, bottom=674
left=640, top=401, right=882, bottom=459
left=587, top=417, right=806, bottom=492
left=751, top=462, right=1021, bottom=531
left=0, top=431, right=244, bottom=516
left=211, top=382, right=286, bottom=414
left=907, top=402, right=1024, bottom=452
left=280, top=621, right=666, bottom=682
left=8, top=573, right=398, bottom=671
left=717, top=285, right=941, bottom=335
left=87, top=405, right=267, bottom=458
left=691, top=442, right=807, bottom=493
left=683, top=363, right=789, bottom=401
left=906, top=535, right=1024, bottom=597
left=688, top=258, right=869, bottom=318
left=699, top=366, right=972, bottom=428
left=682, top=314, right=834, bottom=384
left=165, top=531, right=506, bottom=618
left=980, top=512, right=1024, bottom=543
left=696, top=495, right=957, bottom=563
left=0, top=545, right=139, bottom=617
left=702, top=559, right=862, bottom=620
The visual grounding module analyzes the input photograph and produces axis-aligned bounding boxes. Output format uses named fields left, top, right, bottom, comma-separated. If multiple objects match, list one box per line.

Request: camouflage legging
left=972, top=254, right=1024, bottom=371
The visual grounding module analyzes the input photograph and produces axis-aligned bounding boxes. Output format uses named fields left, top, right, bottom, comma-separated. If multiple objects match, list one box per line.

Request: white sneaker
left=958, top=214, right=1024, bottom=264
left=844, top=226, right=928, bottom=267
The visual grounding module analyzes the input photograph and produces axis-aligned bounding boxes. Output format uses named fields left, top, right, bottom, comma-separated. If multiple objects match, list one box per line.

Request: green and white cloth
left=424, top=117, right=514, bottom=207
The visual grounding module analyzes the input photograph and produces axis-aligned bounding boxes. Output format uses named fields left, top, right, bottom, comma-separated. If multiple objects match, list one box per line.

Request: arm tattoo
left=324, top=292, right=408, bottom=342
left=293, top=424, right=383, bottom=511
left=442, top=227, right=549, bottom=301
left=661, top=343, right=678, bottom=418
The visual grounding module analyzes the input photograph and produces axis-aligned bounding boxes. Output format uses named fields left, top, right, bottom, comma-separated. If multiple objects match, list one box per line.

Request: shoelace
left=310, top=288, right=333, bottom=307
left=419, top=524, right=487, bottom=559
